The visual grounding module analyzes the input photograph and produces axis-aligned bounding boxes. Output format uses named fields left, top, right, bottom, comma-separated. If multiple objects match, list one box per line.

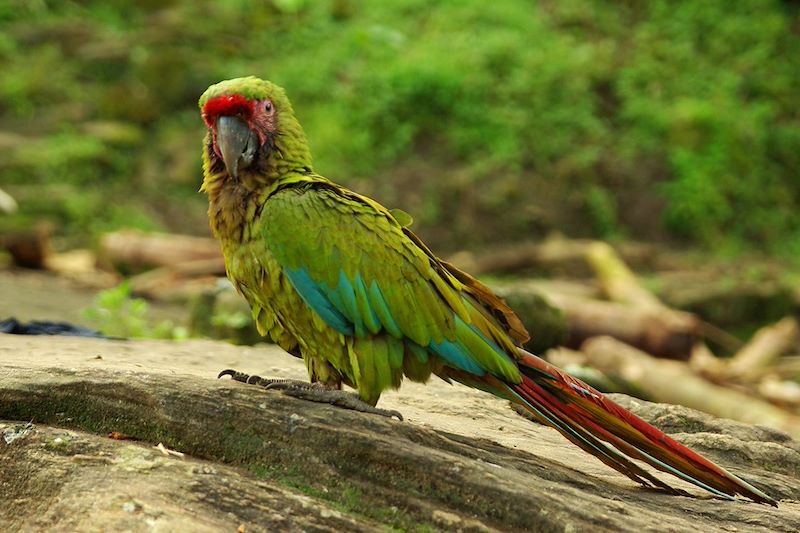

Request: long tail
left=456, top=348, right=776, bottom=505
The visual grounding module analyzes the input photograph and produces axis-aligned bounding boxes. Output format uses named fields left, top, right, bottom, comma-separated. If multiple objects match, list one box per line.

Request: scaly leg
left=218, top=369, right=403, bottom=420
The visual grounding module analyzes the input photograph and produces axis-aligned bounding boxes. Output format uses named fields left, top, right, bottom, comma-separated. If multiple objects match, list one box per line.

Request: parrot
left=199, top=76, right=775, bottom=505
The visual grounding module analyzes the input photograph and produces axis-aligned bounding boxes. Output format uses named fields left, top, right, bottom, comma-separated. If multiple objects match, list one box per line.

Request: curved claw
left=218, top=369, right=253, bottom=383
left=382, top=409, right=404, bottom=421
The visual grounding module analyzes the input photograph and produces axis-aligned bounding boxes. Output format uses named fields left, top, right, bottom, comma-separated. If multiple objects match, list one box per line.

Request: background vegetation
left=1, top=0, right=799, bottom=256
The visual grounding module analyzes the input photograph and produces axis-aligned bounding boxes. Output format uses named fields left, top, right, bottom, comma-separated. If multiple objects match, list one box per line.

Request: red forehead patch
left=202, top=94, right=254, bottom=127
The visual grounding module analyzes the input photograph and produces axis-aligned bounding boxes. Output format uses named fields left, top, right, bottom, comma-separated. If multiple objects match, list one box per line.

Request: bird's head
left=199, top=77, right=311, bottom=181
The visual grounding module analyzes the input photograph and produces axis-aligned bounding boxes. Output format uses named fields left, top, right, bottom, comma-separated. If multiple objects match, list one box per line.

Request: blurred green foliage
left=82, top=281, right=188, bottom=338
left=0, top=0, right=798, bottom=254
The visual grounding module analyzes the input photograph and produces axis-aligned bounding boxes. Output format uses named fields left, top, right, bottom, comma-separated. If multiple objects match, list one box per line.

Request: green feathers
left=260, top=183, right=522, bottom=389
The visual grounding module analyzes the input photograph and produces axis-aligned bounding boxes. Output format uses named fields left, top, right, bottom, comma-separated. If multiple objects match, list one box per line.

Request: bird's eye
left=264, top=101, right=273, bottom=112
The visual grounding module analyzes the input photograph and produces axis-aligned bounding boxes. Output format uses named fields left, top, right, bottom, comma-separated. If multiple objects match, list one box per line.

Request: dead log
left=585, top=241, right=700, bottom=359
left=127, top=257, right=226, bottom=300
left=726, top=317, right=800, bottom=381
left=586, top=241, right=662, bottom=309
left=449, top=238, right=597, bottom=276
left=766, top=355, right=800, bottom=382
left=581, top=336, right=800, bottom=438
left=448, top=236, right=657, bottom=277
left=98, top=230, right=222, bottom=274
left=0, top=186, right=17, bottom=214
left=39, top=249, right=120, bottom=289
left=758, top=377, right=800, bottom=409
left=2, top=224, right=52, bottom=269
left=495, top=282, right=696, bottom=360
left=688, top=342, right=730, bottom=382
left=557, top=294, right=695, bottom=360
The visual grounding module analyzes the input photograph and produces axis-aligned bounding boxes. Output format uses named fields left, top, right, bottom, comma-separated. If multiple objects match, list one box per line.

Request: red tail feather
left=504, top=349, right=776, bottom=505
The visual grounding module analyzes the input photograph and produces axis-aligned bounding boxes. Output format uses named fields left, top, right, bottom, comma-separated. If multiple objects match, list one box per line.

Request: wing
left=260, top=179, right=523, bottom=389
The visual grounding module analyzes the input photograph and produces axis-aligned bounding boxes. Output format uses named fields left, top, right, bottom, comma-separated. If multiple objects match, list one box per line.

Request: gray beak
left=216, top=115, right=258, bottom=178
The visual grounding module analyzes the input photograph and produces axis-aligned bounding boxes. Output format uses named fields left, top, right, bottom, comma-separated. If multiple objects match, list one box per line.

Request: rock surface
left=1, top=333, right=800, bottom=532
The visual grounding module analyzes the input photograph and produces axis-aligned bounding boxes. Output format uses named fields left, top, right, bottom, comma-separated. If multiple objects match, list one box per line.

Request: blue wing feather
left=284, top=267, right=353, bottom=336
left=429, top=338, right=487, bottom=375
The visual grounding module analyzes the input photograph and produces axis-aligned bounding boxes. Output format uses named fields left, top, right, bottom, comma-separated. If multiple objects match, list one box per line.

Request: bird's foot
left=217, top=369, right=403, bottom=420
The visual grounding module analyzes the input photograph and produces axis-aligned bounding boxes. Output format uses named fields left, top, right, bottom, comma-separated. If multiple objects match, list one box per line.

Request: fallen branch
left=0, top=186, right=17, bottom=214
left=584, top=242, right=700, bottom=359
left=765, top=355, right=800, bottom=382
left=99, top=230, right=222, bottom=274
left=586, top=241, right=662, bottom=309
left=2, top=225, right=52, bottom=269
left=688, top=342, right=730, bottom=382
left=448, top=236, right=656, bottom=277
left=496, top=282, right=696, bottom=360
left=758, top=377, right=800, bottom=409
left=725, top=317, right=800, bottom=381
left=127, top=257, right=226, bottom=299
left=42, top=249, right=120, bottom=289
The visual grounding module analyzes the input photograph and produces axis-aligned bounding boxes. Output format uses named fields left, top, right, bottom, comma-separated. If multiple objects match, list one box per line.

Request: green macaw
left=199, top=76, right=774, bottom=505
